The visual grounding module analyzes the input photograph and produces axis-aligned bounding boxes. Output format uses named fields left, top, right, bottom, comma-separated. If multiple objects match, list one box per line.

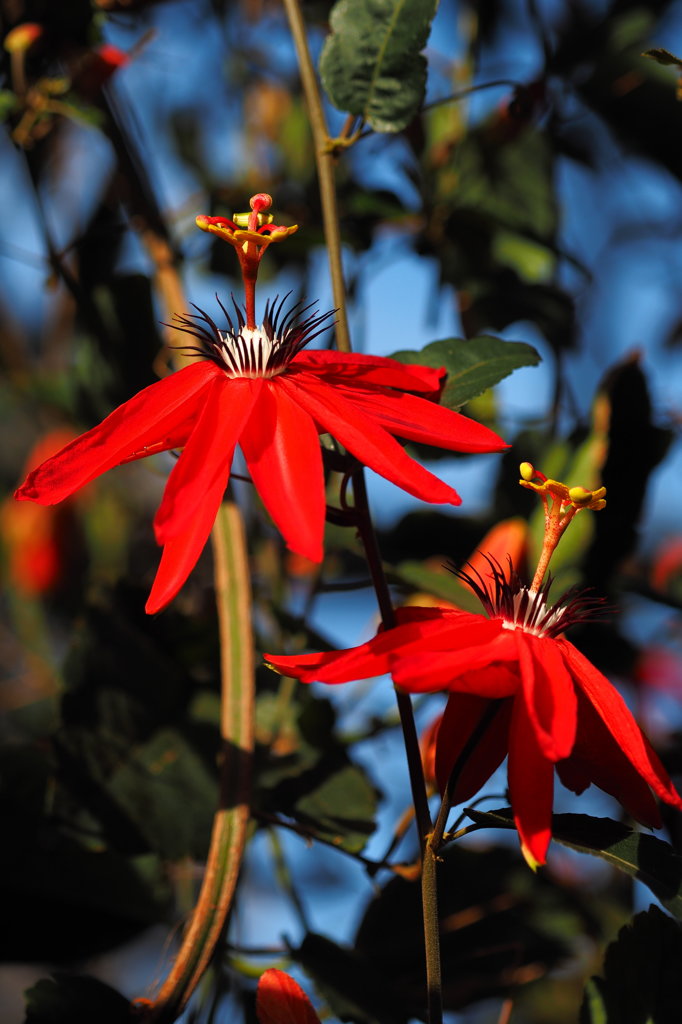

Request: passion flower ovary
left=168, top=294, right=336, bottom=379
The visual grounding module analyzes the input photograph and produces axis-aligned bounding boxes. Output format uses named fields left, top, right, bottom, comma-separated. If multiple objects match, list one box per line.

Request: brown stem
left=282, top=0, right=351, bottom=353
left=139, top=504, right=254, bottom=1021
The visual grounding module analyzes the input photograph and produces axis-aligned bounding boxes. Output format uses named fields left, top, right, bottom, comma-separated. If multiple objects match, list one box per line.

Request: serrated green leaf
left=465, top=809, right=682, bottom=918
left=319, top=0, right=438, bottom=132
left=391, top=336, right=541, bottom=408
left=580, top=907, right=682, bottom=1024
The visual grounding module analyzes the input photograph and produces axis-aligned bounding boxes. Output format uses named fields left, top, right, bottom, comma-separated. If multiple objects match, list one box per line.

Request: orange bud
left=256, top=970, right=321, bottom=1024
left=466, top=517, right=529, bottom=581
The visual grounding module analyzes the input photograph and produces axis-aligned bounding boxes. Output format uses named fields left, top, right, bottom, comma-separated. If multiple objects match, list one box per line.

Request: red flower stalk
left=266, top=465, right=682, bottom=867
left=14, top=195, right=506, bottom=615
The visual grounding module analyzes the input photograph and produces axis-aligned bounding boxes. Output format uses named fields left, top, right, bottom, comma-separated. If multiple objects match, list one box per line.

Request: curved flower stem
left=282, top=0, right=351, bottom=353
left=141, top=503, right=254, bottom=1022
left=422, top=701, right=502, bottom=1024
left=350, top=468, right=432, bottom=850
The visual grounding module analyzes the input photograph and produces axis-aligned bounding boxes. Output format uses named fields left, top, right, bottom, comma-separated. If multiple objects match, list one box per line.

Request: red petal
left=516, top=633, right=577, bottom=761
left=15, top=361, right=218, bottom=505
left=292, top=350, right=446, bottom=396
left=391, top=626, right=519, bottom=693
left=256, top=970, right=321, bottom=1024
left=508, top=694, right=555, bottom=867
left=558, top=689, right=661, bottom=828
left=145, top=463, right=229, bottom=615
left=559, top=640, right=682, bottom=810
left=241, top=381, right=325, bottom=562
left=154, top=377, right=261, bottom=545
left=265, top=611, right=460, bottom=685
left=280, top=375, right=462, bottom=506
left=435, top=689, right=513, bottom=802
left=332, top=386, right=507, bottom=454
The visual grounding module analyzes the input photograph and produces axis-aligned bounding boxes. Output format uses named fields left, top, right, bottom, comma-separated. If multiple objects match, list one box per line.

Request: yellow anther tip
left=520, top=462, right=535, bottom=481
left=568, top=486, right=591, bottom=503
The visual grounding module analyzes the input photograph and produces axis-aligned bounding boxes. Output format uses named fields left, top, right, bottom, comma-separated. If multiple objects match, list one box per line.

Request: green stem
left=421, top=701, right=502, bottom=1024
left=140, top=503, right=254, bottom=1022
left=282, top=0, right=351, bottom=353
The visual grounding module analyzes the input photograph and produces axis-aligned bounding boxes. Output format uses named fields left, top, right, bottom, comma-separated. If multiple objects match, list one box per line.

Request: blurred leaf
left=586, top=354, right=672, bottom=593
left=391, top=336, right=540, bottom=409
left=581, top=979, right=608, bottom=1024
left=24, top=974, right=132, bottom=1024
left=0, top=90, right=20, bottom=120
left=320, top=0, right=438, bottom=132
left=642, top=47, right=682, bottom=69
left=579, top=907, right=682, bottom=1024
left=105, top=727, right=218, bottom=860
left=293, top=763, right=378, bottom=852
left=466, top=809, right=682, bottom=918
left=297, top=844, right=589, bottom=1022
left=446, top=129, right=557, bottom=239
left=255, top=689, right=379, bottom=852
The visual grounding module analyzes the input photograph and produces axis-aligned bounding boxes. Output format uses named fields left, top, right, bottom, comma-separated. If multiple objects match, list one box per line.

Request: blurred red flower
left=256, top=970, right=321, bottom=1024
left=3, top=428, right=79, bottom=596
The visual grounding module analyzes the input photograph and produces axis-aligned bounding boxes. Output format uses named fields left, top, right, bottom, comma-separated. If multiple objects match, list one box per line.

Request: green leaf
left=391, top=336, right=541, bottom=408
left=465, top=809, right=682, bottom=918
left=294, top=763, right=379, bottom=853
left=319, top=0, right=439, bottom=132
left=580, top=979, right=609, bottom=1024
left=580, top=907, right=682, bottom=1024
left=105, top=727, right=218, bottom=861
left=255, top=689, right=379, bottom=853
left=642, top=47, right=682, bottom=69
left=25, top=974, right=132, bottom=1024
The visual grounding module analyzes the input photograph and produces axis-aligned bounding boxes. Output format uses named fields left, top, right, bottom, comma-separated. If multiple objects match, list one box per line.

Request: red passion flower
left=266, top=467, right=682, bottom=867
left=14, top=195, right=506, bottom=615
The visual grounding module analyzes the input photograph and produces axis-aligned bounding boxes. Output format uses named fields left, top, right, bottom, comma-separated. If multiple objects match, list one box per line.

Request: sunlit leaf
left=391, top=336, right=540, bottom=409
left=320, top=0, right=438, bottom=132
left=466, top=808, right=682, bottom=918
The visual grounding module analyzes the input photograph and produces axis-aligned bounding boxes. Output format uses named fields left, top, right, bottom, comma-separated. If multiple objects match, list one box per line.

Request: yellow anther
left=569, top=485, right=606, bottom=510
left=233, top=211, right=274, bottom=228
left=519, top=461, right=535, bottom=481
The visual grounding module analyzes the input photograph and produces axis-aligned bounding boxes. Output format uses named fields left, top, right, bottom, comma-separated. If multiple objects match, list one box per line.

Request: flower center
left=168, top=294, right=335, bottom=378
left=453, top=557, right=604, bottom=640
left=216, top=325, right=287, bottom=379
left=499, top=586, right=568, bottom=637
